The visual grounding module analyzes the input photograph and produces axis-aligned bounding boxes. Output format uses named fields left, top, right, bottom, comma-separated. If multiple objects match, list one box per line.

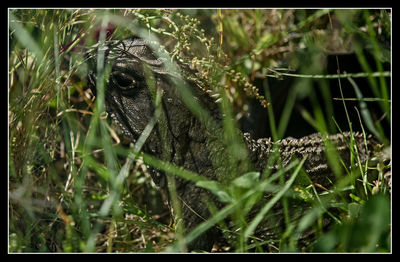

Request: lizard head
left=87, top=37, right=176, bottom=143
left=86, top=36, right=219, bottom=156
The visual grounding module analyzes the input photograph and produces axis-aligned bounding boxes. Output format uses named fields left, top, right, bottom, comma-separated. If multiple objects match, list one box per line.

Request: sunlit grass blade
left=244, top=157, right=305, bottom=240
left=266, top=69, right=390, bottom=79
left=164, top=159, right=301, bottom=252
left=347, top=76, right=389, bottom=145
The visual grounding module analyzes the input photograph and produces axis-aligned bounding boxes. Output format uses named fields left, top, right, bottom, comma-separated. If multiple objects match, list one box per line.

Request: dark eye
left=111, top=71, right=136, bottom=90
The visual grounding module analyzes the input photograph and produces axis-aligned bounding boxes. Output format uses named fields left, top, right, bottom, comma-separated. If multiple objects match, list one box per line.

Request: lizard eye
left=111, top=71, right=136, bottom=90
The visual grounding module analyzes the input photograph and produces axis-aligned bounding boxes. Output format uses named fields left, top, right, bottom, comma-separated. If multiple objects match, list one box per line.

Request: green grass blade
left=244, top=157, right=305, bottom=239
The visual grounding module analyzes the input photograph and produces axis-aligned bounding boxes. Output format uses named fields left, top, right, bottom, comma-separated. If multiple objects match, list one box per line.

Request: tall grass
left=9, top=9, right=390, bottom=253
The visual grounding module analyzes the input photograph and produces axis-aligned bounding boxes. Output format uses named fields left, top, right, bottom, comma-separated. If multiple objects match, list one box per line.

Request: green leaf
left=348, top=202, right=361, bottom=221
left=232, top=171, right=260, bottom=189
left=349, top=193, right=366, bottom=205
left=293, top=185, right=314, bottom=202
left=254, top=33, right=279, bottom=55
left=244, top=157, right=306, bottom=239
left=196, top=180, right=232, bottom=203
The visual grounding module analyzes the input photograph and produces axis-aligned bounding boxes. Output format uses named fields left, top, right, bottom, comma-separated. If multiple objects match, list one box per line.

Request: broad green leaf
left=232, top=171, right=260, bottom=189
left=196, top=180, right=232, bottom=203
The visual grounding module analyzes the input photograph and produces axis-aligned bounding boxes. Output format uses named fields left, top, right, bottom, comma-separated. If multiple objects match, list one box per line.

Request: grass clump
left=9, top=8, right=390, bottom=253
